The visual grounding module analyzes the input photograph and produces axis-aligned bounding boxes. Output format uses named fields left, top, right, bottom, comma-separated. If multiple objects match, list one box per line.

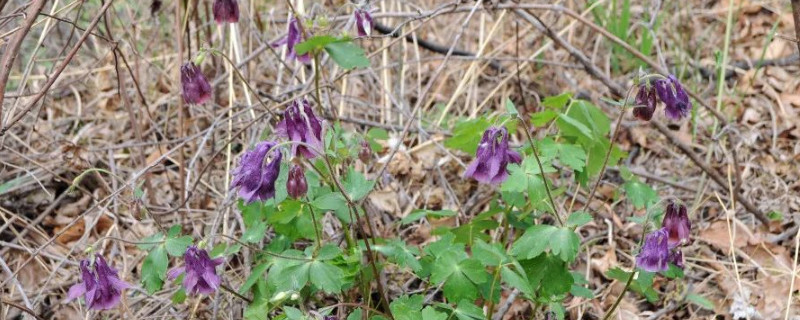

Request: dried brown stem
left=0, top=0, right=116, bottom=138
left=0, top=0, right=47, bottom=127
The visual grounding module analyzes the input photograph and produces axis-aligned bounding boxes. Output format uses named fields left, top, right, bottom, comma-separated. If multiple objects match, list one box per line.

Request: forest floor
left=1, top=0, right=800, bottom=319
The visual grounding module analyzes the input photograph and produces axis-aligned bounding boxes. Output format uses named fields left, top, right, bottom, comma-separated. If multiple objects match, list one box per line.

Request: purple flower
left=633, top=82, right=657, bottom=121
left=654, top=75, right=691, bottom=120
left=67, top=254, right=131, bottom=310
left=212, top=0, right=239, bottom=24
left=635, top=227, right=670, bottom=272
left=168, top=246, right=224, bottom=295
left=668, top=250, right=684, bottom=269
left=663, top=201, right=691, bottom=248
left=231, top=141, right=283, bottom=203
left=354, top=8, right=373, bottom=37
left=286, top=164, right=308, bottom=199
left=180, top=62, right=212, bottom=105
left=276, top=99, right=324, bottom=159
left=274, top=17, right=311, bottom=64
left=463, top=126, right=522, bottom=185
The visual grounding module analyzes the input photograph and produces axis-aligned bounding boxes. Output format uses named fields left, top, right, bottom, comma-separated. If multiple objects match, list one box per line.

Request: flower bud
left=213, top=0, right=239, bottom=24
left=180, top=62, right=212, bottom=105
left=354, top=8, right=373, bottom=37
left=286, top=165, right=308, bottom=198
left=358, top=140, right=372, bottom=164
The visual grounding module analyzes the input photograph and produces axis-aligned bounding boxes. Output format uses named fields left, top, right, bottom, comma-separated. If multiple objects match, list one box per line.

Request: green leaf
left=568, top=100, right=610, bottom=136
left=295, top=35, right=339, bottom=55
left=239, top=263, right=270, bottom=294
left=171, top=288, right=187, bottom=304
left=472, top=240, right=507, bottom=267
left=500, top=265, right=533, bottom=297
left=570, top=284, right=594, bottom=298
left=347, top=309, right=363, bottom=320
left=343, top=168, right=375, bottom=201
left=452, top=300, right=484, bottom=320
left=309, top=260, right=344, bottom=293
left=241, top=220, right=268, bottom=243
left=767, top=211, right=783, bottom=221
left=165, top=235, right=193, bottom=256
left=142, top=245, right=168, bottom=294
left=549, top=228, right=580, bottom=262
left=374, top=239, right=422, bottom=272
left=504, top=98, right=518, bottom=116
left=542, top=93, right=572, bottom=109
left=444, top=117, right=491, bottom=154
left=325, top=41, right=370, bottom=69
left=390, top=295, right=424, bottom=320
left=283, top=306, right=305, bottom=320
left=623, top=180, right=658, bottom=209
left=401, top=209, right=457, bottom=225
left=556, top=114, right=595, bottom=143
left=530, top=110, right=558, bottom=127
left=511, top=225, right=557, bottom=259
left=137, top=233, right=164, bottom=250
left=421, top=307, right=447, bottom=320
left=167, top=225, right=182, bottom=238
left=686, top=293, right=715, bottom=310
left=566, top=211, right=592, bottom=228
left=311, top=191, right=350, bottom=222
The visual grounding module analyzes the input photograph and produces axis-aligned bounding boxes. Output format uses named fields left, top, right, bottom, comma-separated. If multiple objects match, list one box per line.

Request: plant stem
left=518, top=118, right=563, bottom=226
left=602, top=203, right=655, bottom=319
left=306, top=198, right=323, bottom=251
left=602, top=271, right=635, bottom=320
left=585, top=86, right=634, bottom=211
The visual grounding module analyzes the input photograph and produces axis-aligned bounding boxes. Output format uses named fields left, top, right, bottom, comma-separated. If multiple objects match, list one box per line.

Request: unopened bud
left=358, top=140, right=372, bottom=164
left=286, top=165, right=308, bottom=198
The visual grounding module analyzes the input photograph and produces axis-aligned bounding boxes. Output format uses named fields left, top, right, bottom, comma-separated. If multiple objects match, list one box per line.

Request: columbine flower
left=654, top=75, right=692, bottom=120
left=669, top=250, right=684, bottom=269
left=286, top=164, right=308, bottom=198
left=231, top=141, right=283, bottom=203
left=463, top=126, right=522, bottom=185
left=276, top=99, right=324, bottom=159
left=635, top=227, right=670, bottom=272
left=180, top=62, right=212, bottom=105
left=282, top=17, right=311, bottom=63
left=168, top=246, right=224, bottom=295
left=354, top=8, right=373, bottom=37
left=67, top=254, right=131, bottom=310
left=212, top=0, right=239, bottom=24
left=633, top=82, right=657, bottom=121
left=663, top=201, right=691, bottom=248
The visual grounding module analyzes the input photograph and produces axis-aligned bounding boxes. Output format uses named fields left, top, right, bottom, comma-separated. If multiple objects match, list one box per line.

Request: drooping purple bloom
left=654, top=75, right=692, bottom=120
left=276, top=99, right=324, bottom=159
left=168, top=246, right=224, bottom=295
left=66, top=254, right=131, bottom=310
left=231, top=141, right=283, bottom=203
left=463, top=127, right=522, bottom=185
left=180, top=62, right=212, bottom=105
left=212, top=0, right=239, bottom=24
left=354, top=8, right=373, bottom=37
left=286, top=164, right=308, bottom=199
left=635, top=227, right=670, bottom=272
left=633, top=82, right=657, bottom=121
left=275, top=17, right=311, bottom=64
left=662, top=201, right=691, bottom=248
left=668, top=250, right=684, bottom=269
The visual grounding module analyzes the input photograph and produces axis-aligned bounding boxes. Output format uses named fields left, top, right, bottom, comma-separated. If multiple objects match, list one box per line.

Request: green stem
left=518, top=118, right=563, bottom=226
left=305, top=198, right=323, bottom=252
left=602, top=203, right=656, bottom=319
left=585, top=86, right=635, bottom=213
